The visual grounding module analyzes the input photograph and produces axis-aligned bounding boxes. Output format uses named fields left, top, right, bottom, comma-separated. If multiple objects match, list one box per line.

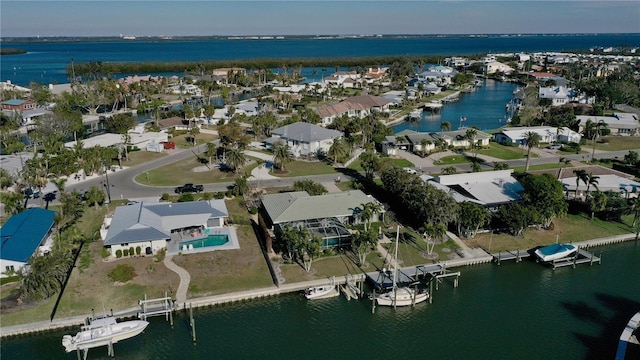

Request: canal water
left=2, top=241, right=639, bottom=359
left=393, top=79, right=519, bottom=134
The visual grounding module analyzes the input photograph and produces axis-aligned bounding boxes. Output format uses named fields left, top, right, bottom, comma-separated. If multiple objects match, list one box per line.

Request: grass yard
left=347, top=157, right=414, bottom=172
left=593, top=136, right=640, bottom=151
left=171, top=133, right=218, bottom=149
left=272, top=160, right=338, bottom=177
left=135, top=156, right=260, bottom=186
left=512, top=162, right=567, bottom=172
left=123, top=151, right=167, bottom=167
left=173, top=198, right=273, bottom=297
left=434, top=155, right=472, bottom=165
left=477, top=143, right=527, bottom=160
left=278, top=254, right=360, bottom=283
left=466, top=213, right=636, bottom=253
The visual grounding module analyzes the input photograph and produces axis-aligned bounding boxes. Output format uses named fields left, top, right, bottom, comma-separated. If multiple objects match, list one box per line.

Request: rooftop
left=0, top=208, right=56, bottom=263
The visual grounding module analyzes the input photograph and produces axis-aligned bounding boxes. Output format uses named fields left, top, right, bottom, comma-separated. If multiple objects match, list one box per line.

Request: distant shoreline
left=2, top=32, right=638, bottom=44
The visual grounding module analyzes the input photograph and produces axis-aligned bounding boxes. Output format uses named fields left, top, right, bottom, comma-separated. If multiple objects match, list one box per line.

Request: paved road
left=28, top=145, right=639, bottom=207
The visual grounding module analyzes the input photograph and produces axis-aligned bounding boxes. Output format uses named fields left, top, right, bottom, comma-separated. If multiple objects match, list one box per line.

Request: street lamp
left=103, top=165, right=112, bottom=203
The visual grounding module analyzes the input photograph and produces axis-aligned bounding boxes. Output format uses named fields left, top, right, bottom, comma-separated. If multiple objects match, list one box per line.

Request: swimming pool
left=180, top=234, right=229, bottom=249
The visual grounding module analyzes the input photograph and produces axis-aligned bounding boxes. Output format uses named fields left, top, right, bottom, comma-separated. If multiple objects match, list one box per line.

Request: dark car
left=174, top=183, right=204, bottom=194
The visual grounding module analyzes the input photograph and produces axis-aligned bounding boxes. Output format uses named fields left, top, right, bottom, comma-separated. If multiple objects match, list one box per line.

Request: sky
left=1, top=1, right=639, bottom=37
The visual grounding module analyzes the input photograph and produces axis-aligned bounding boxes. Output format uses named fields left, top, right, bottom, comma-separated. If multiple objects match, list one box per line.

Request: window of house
left=5, top=265, right=14, bottom=272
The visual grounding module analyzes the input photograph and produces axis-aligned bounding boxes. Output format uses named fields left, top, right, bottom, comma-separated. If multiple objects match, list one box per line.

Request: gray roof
left=272, top=122, right=343, bottom=143
left=104, top=200, right=228, bottom=246
left=261, top=190, right=380, bottom=224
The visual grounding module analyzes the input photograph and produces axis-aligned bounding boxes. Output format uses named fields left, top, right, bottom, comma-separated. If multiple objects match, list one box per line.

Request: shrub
left=123, top=249, right=129, bottom=256
left=160, top=193, right=170, bottom=201
left=136, top=246, right=142, bottom=255
left=214, top=192, right=225, bottom=199
left=102, top=248, right=111, bottom=259
left=115, top=249, right=122, bottom=258
left=178, top=193, right=194, bottom=202
left=129, top=247, right=134, bottom=256
left=202, top=192, right=213, bottom=200
left=249, top=207, right=258, bottom=214
left=108, top=264, right=137, bottom=283
left=225, top=191, right=232, bottom=198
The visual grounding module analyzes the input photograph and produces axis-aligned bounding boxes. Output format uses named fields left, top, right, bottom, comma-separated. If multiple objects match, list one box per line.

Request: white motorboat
left=375, top=226, right=428, bottom=307
left=62, top=316, right=149, bottom=352
left=304, top=285, right=336, bottom=300
left=534, top=243, right=577, bottom=262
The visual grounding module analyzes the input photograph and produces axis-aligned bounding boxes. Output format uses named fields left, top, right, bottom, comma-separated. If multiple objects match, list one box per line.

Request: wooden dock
left=547, top=248, right=601, bottom=270
left=492, top=249, right=531, bottom=264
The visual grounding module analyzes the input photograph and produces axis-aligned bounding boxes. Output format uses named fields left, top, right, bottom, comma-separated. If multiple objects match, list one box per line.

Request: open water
left=2, top=241, right=639, bottom=359
left=393, top=78, right=518, bottom=134
left=2, top=34, right=639, bottom=86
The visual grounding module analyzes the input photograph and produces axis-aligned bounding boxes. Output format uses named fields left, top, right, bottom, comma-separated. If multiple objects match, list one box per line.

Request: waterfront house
left=0, top=208, right=56, bottom=278
left=483, top=61, right=514, bottom=75
left=212, top=67, right=247, bottom=78
left=265, top=122, right=343, bottom=157
left=538, top=86, right=573, bottom=106
left=576, top=113, right=639, bottom=136
left=1, top=99, right=51, bottom=128
left=259, top=190, right=384, bottom=250
left=314, top=95, right=390, bottom=126
left=101, top=200, right=230, bottom=258
left=322, top=71, right=361, bottom=88
left=561, top=174, right=640, bottom=200
left=384, top=129, right=491, bottom=155
left=432, top=170, right=524, bottom=210
left=493, top=126, right=581, bottom=145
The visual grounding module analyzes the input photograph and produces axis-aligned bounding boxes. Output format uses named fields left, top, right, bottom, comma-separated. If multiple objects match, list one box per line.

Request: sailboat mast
left=392, top=226, right=399, bottom=290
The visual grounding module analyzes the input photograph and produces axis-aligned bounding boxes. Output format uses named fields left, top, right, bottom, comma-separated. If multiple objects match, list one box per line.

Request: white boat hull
left=304, top=285, right=336, bottom=300
left=534, top=244, right=577, bottom=262
left=376, top=287, right=428, bottom=307
left=62, top=318, right=149, bottom=352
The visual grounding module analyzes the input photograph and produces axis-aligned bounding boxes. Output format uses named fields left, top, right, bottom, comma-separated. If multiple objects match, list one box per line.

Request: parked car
left=174, top=183, right=204, bottom=194
left=403, top=167, right=417, bottom=174
left=546, top=144, right=562, bottom=150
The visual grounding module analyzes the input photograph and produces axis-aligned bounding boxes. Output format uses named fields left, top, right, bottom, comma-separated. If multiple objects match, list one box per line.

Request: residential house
left=538, top=86, right=573, bottom=106
left=212, top=67, right=246, bottom=77
left=493, top=126, right=582, bottom=145
left=0, top=208, right=56, bottom=277
left=433, top=170, right=524, bottom=209
left=576, top=113, right=639, bottom=136
left=1, top=99, right=51, bottom=128
left=562, top=174, right=640, bottom=199
left=266, top=122, right=343, bottom=157
left=484, top=61, right=514, bottom=75
left=101, top=200, right=233, bottom=258
left=384, top=129, right=491, bottom=155
left=314, top=95, right=390, bottom=126
left=259, top=190, right=384, bottom=249
left=322, top=71, right=361, bottom=88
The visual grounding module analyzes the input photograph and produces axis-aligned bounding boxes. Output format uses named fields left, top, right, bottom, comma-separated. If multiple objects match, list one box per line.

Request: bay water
left=2, top=241, right=639, bottom=359
left=2, top=34, right=638, bottom=86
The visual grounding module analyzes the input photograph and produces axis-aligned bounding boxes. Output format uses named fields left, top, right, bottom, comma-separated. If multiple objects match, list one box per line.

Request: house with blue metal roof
left=0, top=208, right=56, bottom=277
left=101, top=200, right=231, bottom=258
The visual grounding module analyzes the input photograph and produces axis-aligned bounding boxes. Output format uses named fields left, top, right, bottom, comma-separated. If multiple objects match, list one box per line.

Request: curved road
left=56, top=144, right=638, bottom=203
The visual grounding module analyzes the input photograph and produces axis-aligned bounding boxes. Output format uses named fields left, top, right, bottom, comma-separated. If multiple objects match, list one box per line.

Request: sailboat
left=375, top=227, right=428, bottom=307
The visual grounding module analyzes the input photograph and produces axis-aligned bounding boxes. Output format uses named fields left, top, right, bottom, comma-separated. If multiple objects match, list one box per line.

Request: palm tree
left=205, top=142, right=217, bottom=166
left=628, top=197, right=640, bottom=228
left=465, top=128, right=479, bottom=160
left=273, top=141, right=292, bottom=171
left=585, top=172, right=600, bottom=195
left=440, top=121, right=451, bottom=132
left=85, top=186, right=105, bottom=210
left=588, top=191, right=608, bottom=220
left=327, top=138, right=348, bottom=166
left=225, top=147, right=246, bottom=173
left=358, top=202, right=383, bottom=231
left=584, top=120, right=608, bottom=163
left=557, top=157, right=572, bottom=179
left=232, top=175, right=249, bottom=196
left=573, top=169, right=589, bottom=199
left=523, top=131, right=542, bottom=172
left=423, top=222, right=447, bottom=255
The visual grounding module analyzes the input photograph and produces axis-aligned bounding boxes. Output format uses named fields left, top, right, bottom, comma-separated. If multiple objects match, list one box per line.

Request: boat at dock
left=304, top=285, right=337, bottom=300
left=62, top=316, right=149, bottom=353
left=375, top=226, right=428, bottom=307
left=534, top=244, right=577, bottom=262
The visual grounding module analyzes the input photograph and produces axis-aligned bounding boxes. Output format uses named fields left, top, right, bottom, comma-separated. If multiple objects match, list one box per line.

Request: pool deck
left=166, top=226, right=240, bottom=256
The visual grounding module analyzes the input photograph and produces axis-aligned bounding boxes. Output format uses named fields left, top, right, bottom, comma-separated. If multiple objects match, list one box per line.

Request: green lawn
left=135, top=156, right=260, bottom=185
left=477, top=143, right=527, bottom=160
left=593, top=136, right=640, bottom=151
left=273, top=160, right=338, bottom=177
left=467, top=213, right=636, bottom=253
left=123, top=151, right=167, bottom=167
left=434, top=155, right=472, bottom=165
left=512, top=163, right=567, bottom=172
left=348, top=157, right=414, bottom=172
